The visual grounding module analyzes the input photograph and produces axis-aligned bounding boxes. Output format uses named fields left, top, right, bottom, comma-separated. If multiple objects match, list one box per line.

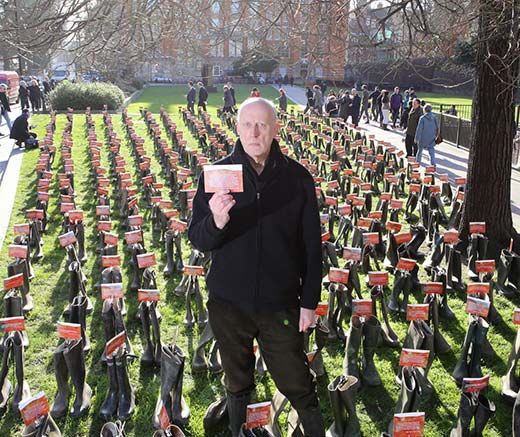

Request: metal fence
left=431, top=103, right=473, bottom=121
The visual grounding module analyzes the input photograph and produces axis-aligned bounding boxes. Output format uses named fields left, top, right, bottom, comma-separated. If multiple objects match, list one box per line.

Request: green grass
left=0, top=88, right=513, bottom=437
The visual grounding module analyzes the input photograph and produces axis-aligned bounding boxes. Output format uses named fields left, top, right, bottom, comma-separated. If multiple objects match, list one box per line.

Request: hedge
left=47, top=81, right=125, bottom=110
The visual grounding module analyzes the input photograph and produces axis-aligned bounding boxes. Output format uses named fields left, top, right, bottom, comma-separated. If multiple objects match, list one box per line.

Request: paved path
left=280, top=85, right=520, bottom=229
left=0, top=105, right=23, bottom=250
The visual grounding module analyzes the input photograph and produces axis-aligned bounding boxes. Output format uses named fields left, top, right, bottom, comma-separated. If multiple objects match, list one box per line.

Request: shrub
left=48, top=81, right=125, bottom=110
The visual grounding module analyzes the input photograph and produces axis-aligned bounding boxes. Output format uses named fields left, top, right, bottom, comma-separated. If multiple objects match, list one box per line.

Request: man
left=197, top=81, right=208, bottom=113
left=390, top=86, right=403, bottom=128
left=0, top=84, right=12, bottom=135
left=349, top=88, right=361, bottom=127
left=405, top=98, right=423, bottom=157
left=222, top=85, right=234, bottom=113
left=10, top=109, right=37, bottom=149
left=186, top=81, right=196, bottom=113
left=415, top=104, right=440, bottom=168
left=360, top=84, right=370, bottom=123
left=369, top=86, right=381, bottom=121
left=188, top=98, right=325, bottom=437
left=313, top=84, right=323, bottom=115
left=227, top=82, right=236, bottom=112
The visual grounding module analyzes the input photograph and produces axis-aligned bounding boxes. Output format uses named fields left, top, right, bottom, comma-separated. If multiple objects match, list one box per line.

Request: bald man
left=189, top=98, right=324, bottom=436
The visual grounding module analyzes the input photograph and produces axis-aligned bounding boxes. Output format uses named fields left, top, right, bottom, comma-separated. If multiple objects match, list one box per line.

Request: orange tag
left=245, top=401, right=271, bottom=429
left=57, top=321, right=81, bottom=340
left=338, top=204, right=352, bottom=216
left=14, top=223, right=30, bottom=235
left=159, top=200, right=173, bottom=210
left=456, top=177, right=466, bottom=185
left=101, top=283, right=124, bottom=299
left=444, top=229, right=459, bottom=243
left=409, top=184, right=421, bottom=193
left=58, top=231, right=77, bottom=248
left=321, top=232, right=330, bottom=242
left=9, top=245, right=27, bottom=259
left=325, top=196, right=338, bottom=206
left=125, top=230, right=142, bottom=244
left=69, top=210, right=83, bottom=222
left=395, top=232, right=413, bottom=245
left=104, top=233, right=118, bottom=246
left=425, top=165, right=436, bottom=173
left=361, top=183, right=372, bottom=191
left=20, top=392, right=50, bottom=426
left=514, top=308, right=520, bottom=325
left=96, top=205, right=110, bottom=216
left=128, top=215, right=143, bottom=227
left=463, top=375, right=490, bottom=393
left=137, top=253, right=156, bottom=269
left=380, top=192, right=392, bottom=201
left=407, top=304, right=429, bottom=321
left=423, top=175, right=433, bottom=184
left=97, top=187, right=109, bottom=196
left=368, top=211, right=383, bottom=220
left=439, top=174, right=449, bottom=182
left=399, top=349, right=430, bottom=368
left=105, top=331, right=126, bottom=358
left=342, top=247, right=361, bottom=262
left=183, top=265, right=204, bottom=276
left=4, top=273, right=24, bottom=290
left=470, top=222, right=486, bottom=234
left=204, top=164, right=244, bottom=193
left=169, top=219, right=188, bottom=232
left=357, top=218, right=373, bottom=229
left=102, top=255, right=121, bottom=267
left=138, top=289, right=161, bottom=302
left=59, top=178, right=70, bottom=188
left=393, top=412, right=425, bottom=437
left=37, top=192, right=50, bottom=202
left=327, top=180, right=339, bottom=189
left=60, top=202, right=75, bottom=213
left=475, top=260, right=495, bottom=273
left=368, top=271, right=388, bottom=286
left=26, top=209, right=44, bottom=220
left=159, top=401, right=170, bottom=430
left=0, top=316, right=26, bottom=332
left=467, top=283, right=490, bottom=295
left=390, top=199, right=403, bottom=209
left=352, top=299, right=373, bottom=317
left=386, top=221, right=402, bottom=233
left=396, top=258, right=417, bottom=271
left=363, top=232, right=380, bottom=245
left=315, top=302, right=328, bottom=316
left=97, top=221, right=112, bottom=232
left=422, top=282, right=444, bottom=295
left=457, top=191, right=465, bottom=201
left=329, top=268, right=349, bottom=284
left=429, top=185, right=441, bottom=193
left=466, top=296, right=490, bottom=317
left=352, top=197, right=365, bottom=207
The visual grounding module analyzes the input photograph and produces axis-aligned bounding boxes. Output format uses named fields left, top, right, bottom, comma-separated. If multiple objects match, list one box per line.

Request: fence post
left=440, top=104, right=444, bottom=114
left=456, top=116, right=462, bottom=148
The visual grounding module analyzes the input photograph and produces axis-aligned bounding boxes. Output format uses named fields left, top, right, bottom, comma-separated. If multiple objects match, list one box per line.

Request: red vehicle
left=0, top=71, right=20, bottom=104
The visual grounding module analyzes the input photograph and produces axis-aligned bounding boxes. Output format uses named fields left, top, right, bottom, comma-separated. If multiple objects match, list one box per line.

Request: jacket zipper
left=255, top=191, right=261, bottom=305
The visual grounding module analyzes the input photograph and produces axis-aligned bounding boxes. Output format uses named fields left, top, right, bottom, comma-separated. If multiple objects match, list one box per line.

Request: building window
left=213, top=65, right=222, bottom=76
left=230, top=39, right=242, bottom=57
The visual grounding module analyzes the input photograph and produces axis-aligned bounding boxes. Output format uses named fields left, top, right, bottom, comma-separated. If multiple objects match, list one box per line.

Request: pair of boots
left=423, top=231, right=444, bottom=275
left=101, top=299, right=133, bottom=364
left=0, top=331, right=31, bottom=416
left=71, top=221, right=88, bottom=265
left=163, top=230, right=183, bottom=277
left=388, top=269, right=412, bottom=314
left=326, top=283, right=347, bottom=341
left=184, top=276, right=208, bottom=328
left=452, top=317, right=489, bottom=385
left=496, top=249, right=520, bottom=298
left=370, top=286, right=400, bottom=348
left=29, top=219, right=44, bottom=262
left=304, top=321, right=328, bottom=377
left=446, top=244, right=465, bottom=292
left=430, top=267, right=456, bottom=320
left=204, top=396, right=228, bottom=433
left=396, top=320, right=435, bottom=393
left=451, top=392, right=495, bottom=436
left=152, top=344, right=190, bottom=428
left=326, top=375, right=361, bottom=437
left=424, top=294, right=452, bottom=355
left=1, top=292, right=29, bottom=351
left=21, top=414, right=61, bottom=436
left=342, top=315, right=382, bottom=388
left=191, top=323, right=222, bottom=374
left=65, top=260, right=92, bottom=317
left=7, top=258, right=34, bottom=313
left=100, top=420, right=126, bottom=437
left=99, top=347, right=136, bottom=421
left=174, top=249, right=210, bottom=296
left=50, top=338, right=91, bottom=418
left=139, top=301, right=162, bottom=367
left=68, top=295, right=90, bottom=352
left=502, top=328, right=520, bottom=402
left=467, top=235, right=488, bottom=281
left=387, top=367, right=422, bottom=435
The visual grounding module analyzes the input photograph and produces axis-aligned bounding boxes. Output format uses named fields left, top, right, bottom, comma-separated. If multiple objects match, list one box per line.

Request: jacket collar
left=230, top=138, right=288, bottom=180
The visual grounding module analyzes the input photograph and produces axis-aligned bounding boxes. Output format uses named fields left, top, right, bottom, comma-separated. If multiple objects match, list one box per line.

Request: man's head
left=22, top=109, right=30, bottom=118
left=362, top=84, right=367, bottom=90
left=412, top=98, right=420, bottom=109
left=351, top=88, right=358, bottom=95
left=197, top=81, right=204, bottom=87
left=237, top=98, right=278, bottom=164
left=188, top=81, right=194, bottom=87
left=394, top=86, right=400, bottom=93
left=0, top=84, right=6, bottom=93
left=424, top=104, right=432, bottom=113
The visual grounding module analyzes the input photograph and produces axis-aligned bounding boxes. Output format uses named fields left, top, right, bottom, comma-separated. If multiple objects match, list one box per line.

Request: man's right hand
left=209, top=190, right=235, bottom=229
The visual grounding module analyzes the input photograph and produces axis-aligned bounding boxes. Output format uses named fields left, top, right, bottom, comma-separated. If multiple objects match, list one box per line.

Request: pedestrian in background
left=223, top=85, right=234, bottom=113
left=197, top=81, right=208, bottom=113
left=186, top=81, right=196, bottom=113
left=313, top=85, right=323, bottom=115
left=349, top=88, right=361, bottom=127
left=250, top=87, right=261, bottom=98
left=380, top=90, right=390, bottom=130
left=276, top=89, right=287, bottom=112
left=415, top=104, right=440, bottom=168
left=360, top=84, right=370, bottom=123
left=390, top=86, right=403, bottom=128
left=304, top=87, right=314, bottom=114
left=405, top=98, right=423, bottom=157
left=0, top=84, right=12, bottom=135
left=18, top=81, right=30, bottom=110
left=28, top=79, right=42, bottom=112
left=370, top=86, right=381, bottom=121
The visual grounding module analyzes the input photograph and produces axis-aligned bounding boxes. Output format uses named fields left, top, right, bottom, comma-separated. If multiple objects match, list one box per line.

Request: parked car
left=0, top=71, right=20, bottom=104
left=152, top=76, right=173, bottom=83
left=51, top=69, right=69, bottom=83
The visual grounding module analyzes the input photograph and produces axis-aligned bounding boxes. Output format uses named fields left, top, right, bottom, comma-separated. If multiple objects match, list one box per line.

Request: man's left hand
left=299, top=307, right=316, bottom=332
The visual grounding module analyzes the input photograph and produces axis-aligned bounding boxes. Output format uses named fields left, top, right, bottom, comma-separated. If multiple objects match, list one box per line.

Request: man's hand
left=209, top=190, right=235, bottom=229
left=299, top=307, right=316, bottom=332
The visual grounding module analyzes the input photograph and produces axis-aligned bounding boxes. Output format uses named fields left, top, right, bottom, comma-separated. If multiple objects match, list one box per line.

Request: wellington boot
left=175, top=275, right=189, bottom=297
left=326, top=285, right=340, bottom=341
left=404, top=193, right=418, bottom=222
left=286, top=407, right=304, bottom=437
left=30, top=220, right=44, bottom=262
left=453, top=319, right=478, bottom=385
left=149, top=303, right=163, bottom=366
left=101, top=300, right=115, bottom=365
left=7, top=259, right=33, bottom=313
left=50, top=342, right=70, bottom=418
left=191, top=323, right=213, bottom=373
left=153, top=425, right=185, bottom=437
left=424, top=232, right=444, bottom=275
left=362, top=316, right=382, bottom=386
left=69, top=295, right=90, bottom=352
left=22, top=414, right=62, bottom=437
left=441, top=181, right=453, bottom=205
left=163, top=230, right=175, bottom=277
left=3, top=292, right=29, bottom=349
left=403, top=225, right=426, bottom=261
left=447, top=245, right=465, bottom=291
left=396, top=321, right=425, bottom=385
left=227, top=391, right=251, bottom=437
left=508, top=252, right=520, bottom=291
left=295, top=405, right=325, bottom=437
left=255, top=348, right=268, bottom=379
left=193, top=279, right=208, bottom=328
left=208, top=340, right=222, bottom=374
left=12, top=331, right=30, bottom=413
left=99, top=357, right=119, bottom=420
left=468, top=318, right=488, bottom=378
left=174, top=234, right=184, bottom=273
left=432, top=193, right=449, bottom=224
left=432, top=267, right=456, bottom=320
left=64, top=338, right=92, bottom=418
left=347, top=263, right=362, bottom=299
left=467, top=236, right=480, bottom=281
left=389, top=367, right=422, bottom=434
left=75, top=221, right=88, bottom=265
left=496, top=249, right=518, bottom=297
left=416, top=322, right=435, bottom=394
left=342, top=316, right=362, bottom=388
left=153, top=344, right=190, bottom=427
left=0, top=333, right=12, bottom=417
left=384, top=233, right=399, bottom=271
left=267, top=389, right=289, bottom=437
left=448, top=200, right=462, bottom=229
left=326, top=375, right=360, bottom=437
left=471, top=394, right=495, bottom=436
left=502, top=328, right=520, bottom=402
left=514, top=390, right=520, bottom=436
left=139, top=302, right=155, bottom=366
left=100, top=420, right=126, bottom=436
left=486, top=282, right=503, bottom=325
left=310, top=322, right=328, bottom=377
left=388, top=270, right=409, bottom=314
left=371, top=287, right=400, bottom=348
left=114, top=348, right=135, bottom=420
left=426, top=295, right=451, bottom=354
left=450, top=391, right=478, bottom=437
left=204, top=396, right=228, bottom=433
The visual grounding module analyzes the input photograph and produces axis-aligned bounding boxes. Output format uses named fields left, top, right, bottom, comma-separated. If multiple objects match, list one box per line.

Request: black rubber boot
left=64, top=339, right=92, bottom=418
left=472, top=394, right=495, bottom=437
left=424, top=232, right=444, bottom=275
left=99, top=356, right=119, bottom=421
left=447, top=245, right=464, bottom=291
left=450, top=391, right=478, bottom=437
left=453, top=319, right=478, bottom=385
left=163, top=230, right=175, bottom=277
left=227, top=391, right=251, bottom=437
left=342, top=316, right=362, bottom=387
left=115, top=348, right=135, bottom=420
left=327, top=375, right=360, bottom=437
left=204, top=396, right=228, bottom=434
left=371, top=286, right=400, bottom=348
left=426, top=294, right=451, bottom=354
left=139, top=302, right=155, bottom=366
left=468, top=318, right=489, bottom=379
left=388, top=367, right=422, bottom=434
left=7, top=259, right=33, bottom=313
left=100, top=420, right=126, bottom=436
left=502, top=328, right=520, bottom=402
left=0, top=333, right=12, bottom=417
left=101, top=300, right=115, bottom=365
left=69, top=295, right=90, bottom=352
left=396, top=320, right=425, bottom=385
left=496, top=249, right=518, bottom=297
left=12, top=331, right=31, bottom=413
left=21, top=414, right=62, bottom=437
left=432, top=267, right=456, bottom=320
left=361, top=317, right=382, bottom=387
left=75, top=221, right=88, bottom=265
left=192, top=323, right=214, bottom=373
left=50, top=342, right=70, bottom=418
left=149, top=302, right=162, bottom=366
left=467, top=236, right=480, bottom=281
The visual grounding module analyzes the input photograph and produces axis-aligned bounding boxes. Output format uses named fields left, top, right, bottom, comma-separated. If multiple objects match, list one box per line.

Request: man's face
left=237, top=102, right=279, bottom=162
left=413, top=100, right=420, bottom=109
left=395, top=87, right=400, bottom=93
left=0, top=87, right=5, bottom=93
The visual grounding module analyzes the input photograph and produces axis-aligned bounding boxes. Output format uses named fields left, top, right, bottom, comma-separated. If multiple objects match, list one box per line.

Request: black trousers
left=187, top=102, right=194, bottom=113
left=405, top=133, right=418, bottom=157
left=208, top=299, right=319, bottom=410
left=198, top=102, right=206, bottom=113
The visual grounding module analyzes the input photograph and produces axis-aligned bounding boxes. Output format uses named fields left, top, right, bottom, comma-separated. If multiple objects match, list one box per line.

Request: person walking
left=380, top=90, right=390, bottom=130
left=0, top=84, right=12, bottom=135
left=415, top=104, right=440, bottom=168
left=197, top=81, right=208, bottom=113
left=313, top=85, right=323, bottom=115
left=337, top=89, right=351, bottom=122
left=227, top=82, right=236, bottom=112
left=223, top=85, right=234, bottom=113
left=18, top=81, right=30, bottom=110
left=360, top=84, right=370, bottom=123
left=188, top=97, right=325, bottom=437
left=304, top=87, right=314, bottom=114
left=250, top=87, right=261, bottom=98
left=405, top=98, right=423, bottom=157
left=390, top=86, right=403, bottom=128
left=276, top=88, right=287, bottom=112
left=369, top=86, right=381, bottom=121
left=186, top=81, right=196, bottom=113
left=349, top=88, right=361, bottom=127
left=28, top=79, right=42, bottom=112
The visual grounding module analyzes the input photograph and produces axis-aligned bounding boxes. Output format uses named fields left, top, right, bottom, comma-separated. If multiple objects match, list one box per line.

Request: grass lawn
left=0, top=87, right=511, bottom=437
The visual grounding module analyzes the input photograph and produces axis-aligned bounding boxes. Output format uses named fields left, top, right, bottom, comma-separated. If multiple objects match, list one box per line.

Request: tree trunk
left=459, top=0, right=520, bottom=258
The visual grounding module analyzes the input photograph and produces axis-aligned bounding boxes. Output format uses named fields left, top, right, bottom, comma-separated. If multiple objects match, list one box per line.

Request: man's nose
left=253, top=124, right=260, bottom=137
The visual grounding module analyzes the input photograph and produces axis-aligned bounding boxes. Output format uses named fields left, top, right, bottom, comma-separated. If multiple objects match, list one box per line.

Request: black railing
left=430, top=103, right=473, bottom=121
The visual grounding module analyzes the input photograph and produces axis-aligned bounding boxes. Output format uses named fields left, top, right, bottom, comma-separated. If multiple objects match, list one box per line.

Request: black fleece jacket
left=188, top=138, right=322, bottom=312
